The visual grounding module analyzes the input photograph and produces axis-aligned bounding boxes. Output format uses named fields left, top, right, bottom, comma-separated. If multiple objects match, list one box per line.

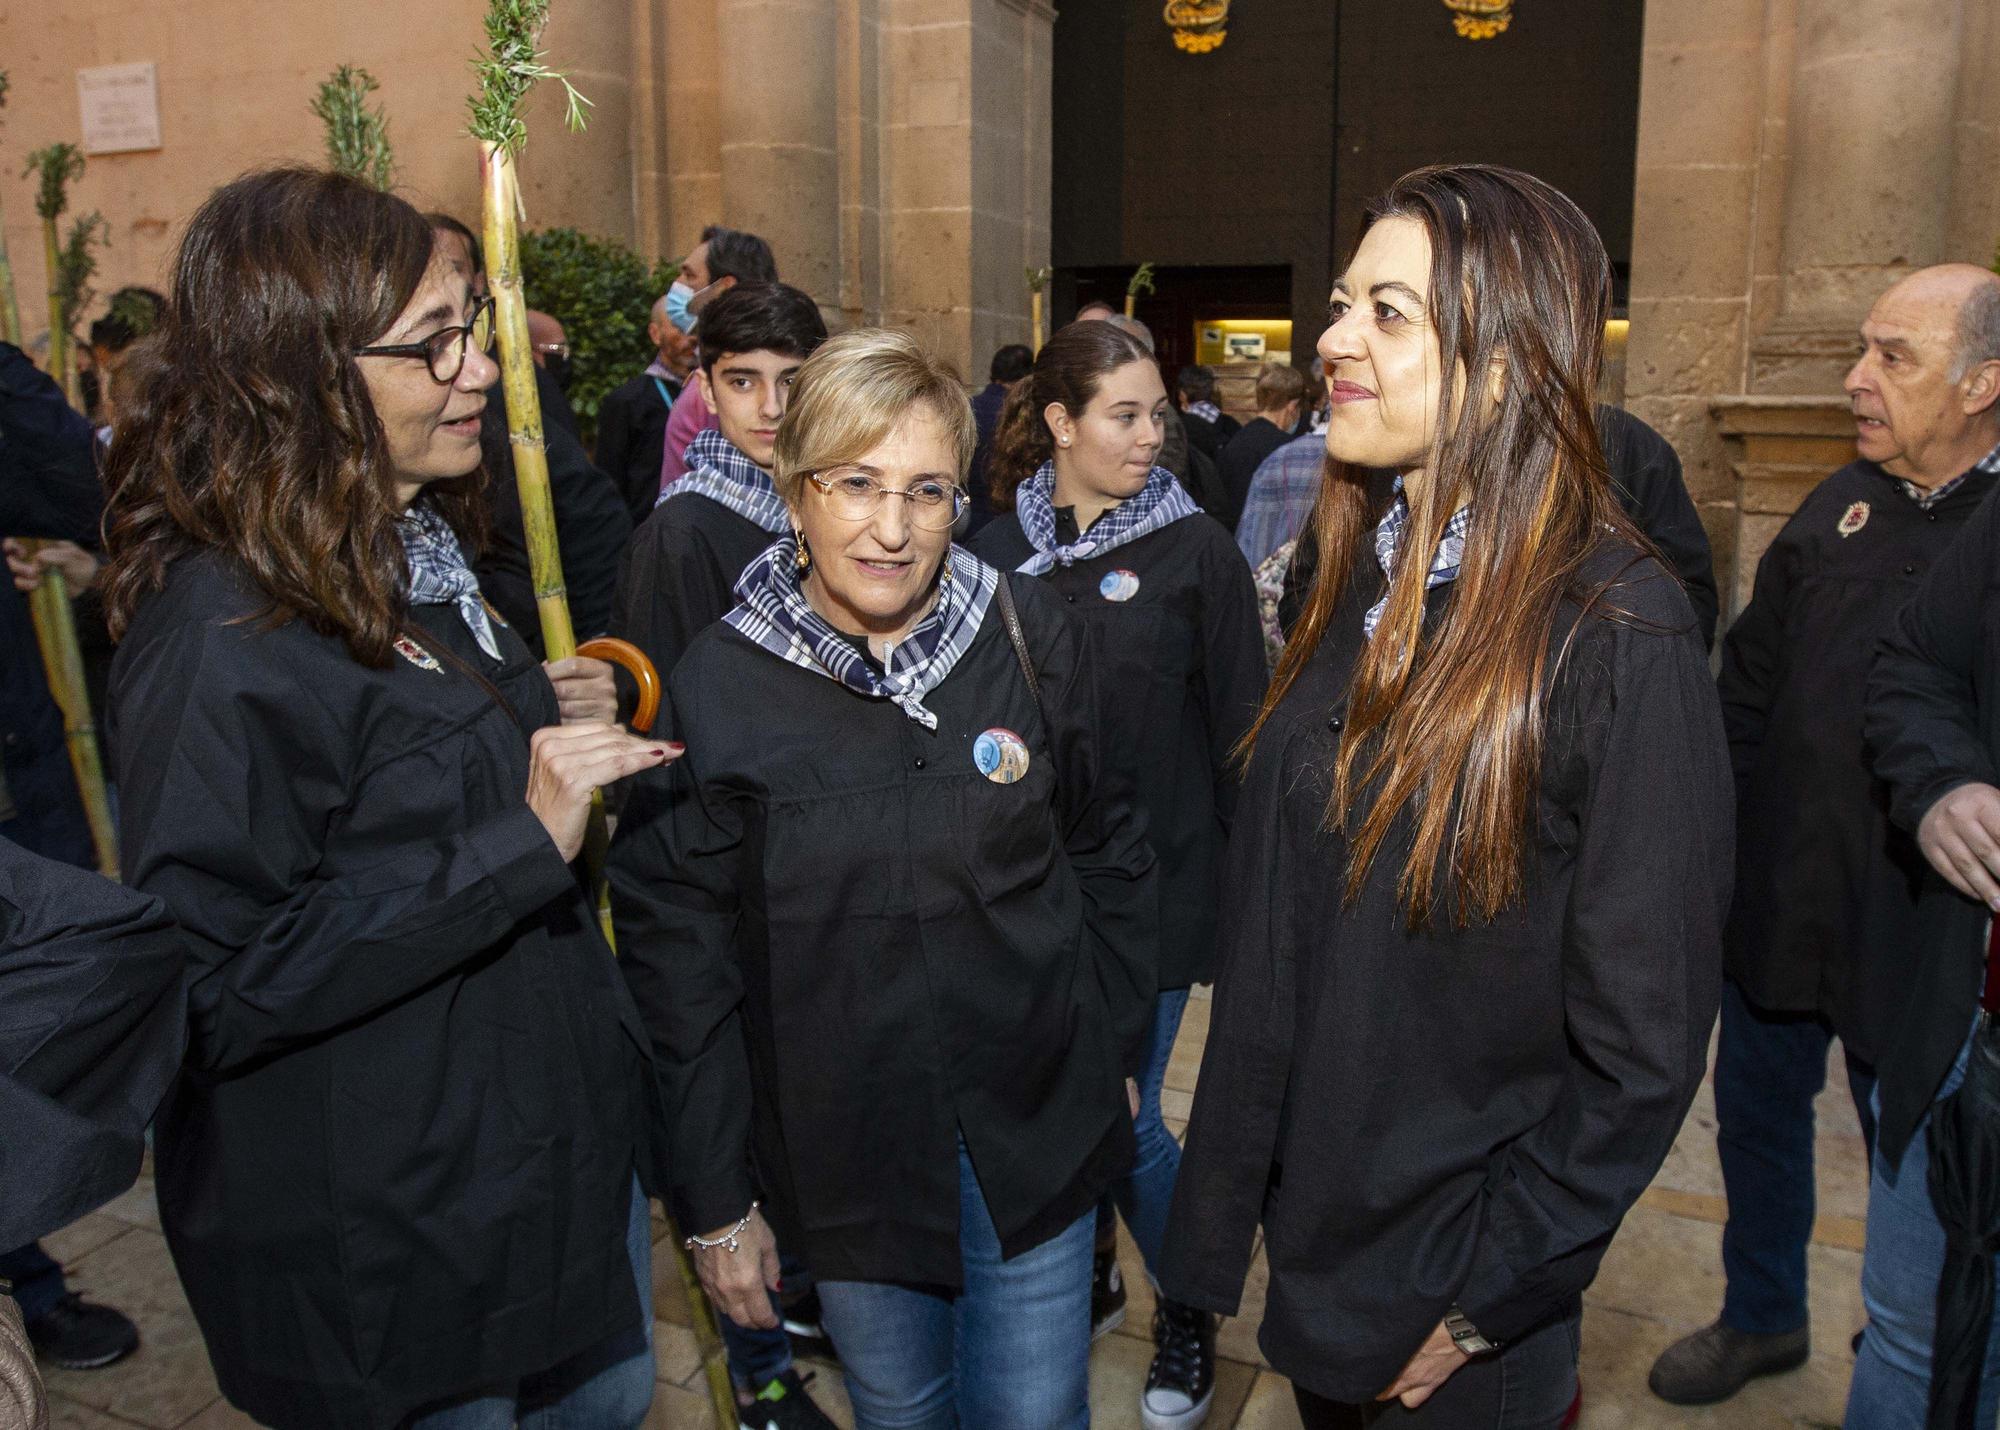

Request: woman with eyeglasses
left=972, top=320, right=1266, bottom=1430
left=100, top=169, right=674, bottom=1430
left=610, top=327, right=1160, bottom=1430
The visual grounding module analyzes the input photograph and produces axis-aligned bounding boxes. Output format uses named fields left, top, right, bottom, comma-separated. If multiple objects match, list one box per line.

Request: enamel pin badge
left=393, top=635, right=441, bottom=671
left=1838, top=501, right=1871, bottom=538
left=973, top=727, right=1031, bottom=784
left=1100, top=569, right=1141, bottom=602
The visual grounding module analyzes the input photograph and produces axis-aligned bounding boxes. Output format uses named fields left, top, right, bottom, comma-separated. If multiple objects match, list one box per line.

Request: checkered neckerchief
left=1362, top=478, right=1471, bottom=641
left=399, top=501, right=500, bottom=658
left=1012, top=461, right=1201, bottom=577
left=659, top=428, right=790, bottom=534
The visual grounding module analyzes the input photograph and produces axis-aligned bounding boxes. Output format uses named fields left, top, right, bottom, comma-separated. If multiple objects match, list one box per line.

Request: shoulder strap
left=993, top=576, right=1050, bottom=734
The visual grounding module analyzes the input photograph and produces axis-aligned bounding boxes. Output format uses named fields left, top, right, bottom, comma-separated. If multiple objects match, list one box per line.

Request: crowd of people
left=5, top=153, right=2000, bottom=1430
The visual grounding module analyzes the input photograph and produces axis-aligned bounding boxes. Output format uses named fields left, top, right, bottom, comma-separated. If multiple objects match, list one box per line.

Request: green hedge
left=519, top=227, right=678, bottom=449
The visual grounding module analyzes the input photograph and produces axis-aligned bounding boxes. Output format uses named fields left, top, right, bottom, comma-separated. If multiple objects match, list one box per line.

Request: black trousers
left=1292, top=1309, right=1581, bottom=1430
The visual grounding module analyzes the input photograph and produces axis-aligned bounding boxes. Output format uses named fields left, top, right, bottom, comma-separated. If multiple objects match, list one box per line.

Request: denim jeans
left=0, top=1244, right=66, bottom=1323
left=717, top=1254, right=806, bottom=1389
left=815, top=1141, right=1094, bottom=1430
left=402, top=1178, right=656, bottom=1430
left=1715, top=977, right=1877, bottom=1335
left=1846, top=1025, right=2000, bottom=1428
left=1291, top=1307, right=1582, bottom=1428
left=1109, top=986, right=1191, bottom=1279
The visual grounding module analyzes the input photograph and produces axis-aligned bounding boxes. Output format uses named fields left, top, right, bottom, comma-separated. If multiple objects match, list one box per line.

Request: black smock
left=1719, top=460, right=1994, bottom=1062
left=1161, top=542, right=1730, bottom=1403
left=0, top=837, right=185, bottom=1251
left=969, top=508, right=1267, bottom=988
left=611, top=493, right=776, bottom=691
left=1865, top=479, right=2000, bottom=1170
left=609, top=571, right=1159, bottom=1286
left=108, top=551, right=654, bottom=1430
left=595, top=371, right=679, bottom=528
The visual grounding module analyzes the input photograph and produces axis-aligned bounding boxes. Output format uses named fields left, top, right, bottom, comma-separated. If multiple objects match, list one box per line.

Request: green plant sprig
left=54, top=212, right=108, bottom=329
left=312, top=65, right=396, bottom=191
left=1025, top=265, right=1053, bottom=293
left=468, top=0, right=592, bottom=154
left=1127, top=261, right=1157, bottom=300
left=26, top=144, right=85, bottom=222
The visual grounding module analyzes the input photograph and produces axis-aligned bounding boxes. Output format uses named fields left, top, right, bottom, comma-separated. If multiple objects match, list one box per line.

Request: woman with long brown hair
left=99, top=168, right=673, bottom=1429
left=1159, top=164, right=1732, bottom=1428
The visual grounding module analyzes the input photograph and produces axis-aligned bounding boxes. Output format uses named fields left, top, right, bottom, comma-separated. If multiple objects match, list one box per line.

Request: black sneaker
left=1143, top=1298, right=1216, bottom=1430
left=738, top=1368, right=838, bottom=1430
left=25, top=1293, right=139, bottom=1370
left=1091, top=1246, right=1127, bottom=1340
left=780, top=1287, right=837, bottom=1363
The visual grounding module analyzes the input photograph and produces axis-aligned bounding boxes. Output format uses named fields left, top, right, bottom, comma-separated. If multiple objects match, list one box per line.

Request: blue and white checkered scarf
left=1362, top=477, right=1470, bottom=640
left=722, top=535, right=1000, bottom=729
left=1011, top=462, right=1201, bottom=576
left=399, top=501, right=500, bottom=659
left=660, top=428, right=790, bottom=535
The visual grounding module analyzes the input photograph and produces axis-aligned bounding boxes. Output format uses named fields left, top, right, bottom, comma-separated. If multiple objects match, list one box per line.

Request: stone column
left=661, top=0, right=722, bottom=259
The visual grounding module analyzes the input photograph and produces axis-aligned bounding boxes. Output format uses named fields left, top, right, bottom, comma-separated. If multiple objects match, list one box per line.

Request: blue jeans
left=0, top=1244, right=66, bottom=1323
left=403, top=1179, right=655, bottom=1429
left=1847, top=1026, right=2000, bottom=1428
left=815, top=1142, right=1094, bottom=1430
left=1109, top=987, right=1190, bottom=1278
left=717, top=1255, right=805, bottom=1390
left=1715, top=977, right=1877, bottom=1335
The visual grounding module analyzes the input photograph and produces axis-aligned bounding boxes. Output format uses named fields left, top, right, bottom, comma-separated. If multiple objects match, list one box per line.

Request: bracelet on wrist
left=684, top=1200, right=760, bottom=1254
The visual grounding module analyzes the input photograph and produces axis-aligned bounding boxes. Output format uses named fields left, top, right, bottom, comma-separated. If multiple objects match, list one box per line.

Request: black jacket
left=1162, top=542, right=1729, bottom=1403
left=0, top=343, right=100, bottom=866
left=1719, top=461, right=1993, bottom=1060
left=1217, top=418, right=1291, bottom=532
left=1183, top=410, right=1239, bottom=463
left=1865, top=475, right=2000, bottom=1168
left=477, top=363, right=633, bottom=653
left=596, top=370, right=680, bottom=527
left=610, top=571, right=1158, bottom=1286
left=969, top=510, right=1267, bottom=987
left=0, top=836, right=185, bottom=1250
left=109, top=552, right=653, bottom=1429
left=612, top=493, right=777, bottom=698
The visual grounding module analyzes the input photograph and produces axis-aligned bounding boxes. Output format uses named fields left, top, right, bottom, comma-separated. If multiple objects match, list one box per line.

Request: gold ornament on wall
left=1164, top=0, right=1230, bottom=54
left=1443, top=0, right=1512, bottom=39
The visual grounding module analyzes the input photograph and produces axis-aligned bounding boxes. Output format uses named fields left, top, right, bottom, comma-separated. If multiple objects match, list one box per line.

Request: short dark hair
left=1177, top=364, right=1216, bottom=403
left=698, top=282, right=827, bottom=372
left=427, top=212, right=483, bottom=277
left=989, top=343, right=1033, bottom=383
left=703, top=226, right=778, bottom=285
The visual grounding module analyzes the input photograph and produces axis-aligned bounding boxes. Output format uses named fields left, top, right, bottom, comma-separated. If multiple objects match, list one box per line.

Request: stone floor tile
left=795, top=1353, right=851, bottom=1423
left=1215, top=1244, right=1270, bottom=1368
left=1161, top=1087, right=1194, bottom=1123
left=1231, top=1368, right=1306, bottom=1430
left=95, top=1176, right=162, bottom=1234
left=652, top=1240, right=698, bottom=1330
left=37, top=1229, right=219, bottom=1429
left=654, top=1318, right=704, bottom=1387
left=175, top=1398, right=263, bottom=1427
left=42, top=1213, right=134, bottom=1268
left=44, top=1393, right=139, bottom=1429
left=1166, top=997, right=1211, bottom=1095
left=1088, top=1324, right=1256, bottom=1429
left=1577, top=1304, right=1849, bottom=1428
left=643, top=1377, right=726, bottom=1430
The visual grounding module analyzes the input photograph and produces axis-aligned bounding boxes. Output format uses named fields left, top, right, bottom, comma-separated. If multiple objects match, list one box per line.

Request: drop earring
left=794, top=529, right=811, bottom=572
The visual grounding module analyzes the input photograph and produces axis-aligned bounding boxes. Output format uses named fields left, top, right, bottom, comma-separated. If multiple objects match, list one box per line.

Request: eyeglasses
left=805, top=468, right=967, bottom=531
left=354, top=296, right=496, bottom=384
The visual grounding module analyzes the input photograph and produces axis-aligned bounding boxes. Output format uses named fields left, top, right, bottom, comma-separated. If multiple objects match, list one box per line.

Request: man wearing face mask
left=658, top=226, right=779, bottom=490
left=598, top=295, right=698, bottom=526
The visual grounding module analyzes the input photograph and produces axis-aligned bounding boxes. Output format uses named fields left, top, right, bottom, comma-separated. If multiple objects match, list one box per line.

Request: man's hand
left=1918, top=782, right=2000, bottom=910
left=4, top=538, right=99, bottom=594
left=1377, top=1321, right=1471, bottom=1409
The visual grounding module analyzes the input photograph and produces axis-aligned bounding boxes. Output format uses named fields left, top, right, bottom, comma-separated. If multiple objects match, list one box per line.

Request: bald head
left=1846, top=263, right=2000, bottom=485
left=1107, top=314, right=1155, bottom=354
left=1883, top=264, right=2000, bottom=378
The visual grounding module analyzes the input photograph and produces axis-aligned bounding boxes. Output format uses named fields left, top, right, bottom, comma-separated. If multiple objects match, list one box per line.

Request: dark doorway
left=1057, top=264, right=1294, bottom=382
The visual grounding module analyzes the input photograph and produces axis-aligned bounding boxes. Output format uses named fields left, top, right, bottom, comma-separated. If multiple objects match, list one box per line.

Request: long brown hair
left=986, top=319, right=1154, bottom=512
left=101, top=167, right=484, bottom=666
left=1250, top=164, right=1643, bottom=928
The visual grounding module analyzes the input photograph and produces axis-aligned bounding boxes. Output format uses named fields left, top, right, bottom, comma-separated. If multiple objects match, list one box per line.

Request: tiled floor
left=34, top=988, right=1869, bottom=1428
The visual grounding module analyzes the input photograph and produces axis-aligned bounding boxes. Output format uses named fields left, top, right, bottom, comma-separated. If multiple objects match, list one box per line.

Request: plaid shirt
left=399, top=501, right=500, bottom=658
left=660, top=429, right=790, bottom=534
left=1236, top=433, right=1326, bottom=569
left=1897, top=440, right=2000, bottom=509
left=722, top=535, right=999, bottom=729
left=1012, top=462, right=1201, bottom=576
left=1362, top=479, right=1471, bottom=641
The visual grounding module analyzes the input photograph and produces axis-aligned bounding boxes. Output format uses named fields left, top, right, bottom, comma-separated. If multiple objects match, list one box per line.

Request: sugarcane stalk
left=1125, top=260, right=1156, bottom=320
left=25, top=550, right=118, bottom=876
left=0, top=73, right=20, bottom=346
left=471, top=13, right=735, bottom=1426
left=1026, top=266, right=1052, bottom=357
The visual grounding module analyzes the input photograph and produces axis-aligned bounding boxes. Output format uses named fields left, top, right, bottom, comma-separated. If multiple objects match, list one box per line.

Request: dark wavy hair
left=1249, top=163, right=1648, bottom=929
left=985, top=319, right=1154, bottom=512
left=102, top=167, right=484, bottom=666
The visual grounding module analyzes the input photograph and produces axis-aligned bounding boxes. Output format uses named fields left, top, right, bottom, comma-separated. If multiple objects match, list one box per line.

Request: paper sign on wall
left=77, top=63, right=162, bottom=155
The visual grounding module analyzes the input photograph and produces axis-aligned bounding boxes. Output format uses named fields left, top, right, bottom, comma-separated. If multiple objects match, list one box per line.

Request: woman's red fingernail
left=665, top=742, right=685, bottom=753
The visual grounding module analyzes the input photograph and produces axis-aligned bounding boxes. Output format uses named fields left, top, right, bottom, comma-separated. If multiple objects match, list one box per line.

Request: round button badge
left=973, top=727, right=1032, bottom=784
left=1100, top=569, right=1141, bottom=602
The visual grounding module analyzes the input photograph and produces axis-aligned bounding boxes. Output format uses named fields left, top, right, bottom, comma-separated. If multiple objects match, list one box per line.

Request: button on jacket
left=110, top=552, right=654, bottom=1430
left=610, top=572, right=1158, bottom=1287
left=1162, top=542, right=1730, bottom=1404
left=970, top=511, right=1267, bottom=989
left=1719, top=459, right=1995, bottom=1061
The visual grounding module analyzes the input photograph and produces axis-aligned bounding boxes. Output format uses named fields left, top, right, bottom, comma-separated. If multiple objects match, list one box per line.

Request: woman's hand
left=1918, top=782, right=2000, bottom=910
left=544, top=655, right=620, bottom=727
left=691, top=1205, right=782, bottom=1330
left=526, top=722, right=681, bottom=861
left=4, top=538, right=100, bottom=594
left=1377, top=1321, right=1470, bottom=1409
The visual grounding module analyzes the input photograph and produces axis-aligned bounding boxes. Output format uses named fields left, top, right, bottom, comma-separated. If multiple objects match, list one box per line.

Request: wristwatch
left=1444, top=1305, right=1499, bottom=1355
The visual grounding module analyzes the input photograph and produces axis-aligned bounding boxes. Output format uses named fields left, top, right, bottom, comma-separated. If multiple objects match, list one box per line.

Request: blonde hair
left=772, top=328, right=977, bottom=505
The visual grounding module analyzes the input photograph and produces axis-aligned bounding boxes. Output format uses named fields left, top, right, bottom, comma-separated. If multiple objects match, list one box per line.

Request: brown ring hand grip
left=576, top=637, right=662, bottom=735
